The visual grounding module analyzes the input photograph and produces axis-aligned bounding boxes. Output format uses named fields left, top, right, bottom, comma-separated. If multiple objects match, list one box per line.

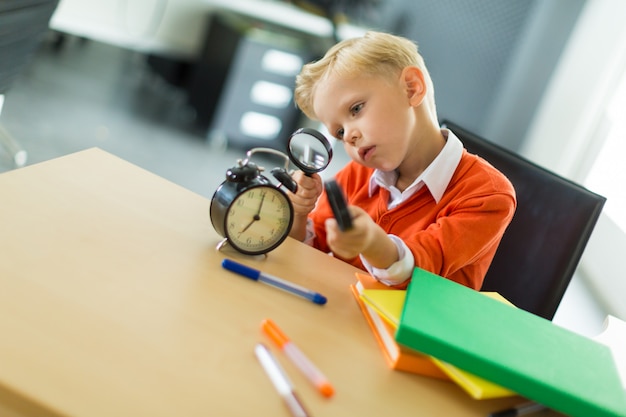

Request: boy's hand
left=325, top=206, right=399, bottom=268
left=288, top=170, right=323, bottom=217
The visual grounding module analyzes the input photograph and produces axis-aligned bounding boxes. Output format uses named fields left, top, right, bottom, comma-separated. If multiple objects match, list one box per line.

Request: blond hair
left=294, top=31, right=437, bottom=122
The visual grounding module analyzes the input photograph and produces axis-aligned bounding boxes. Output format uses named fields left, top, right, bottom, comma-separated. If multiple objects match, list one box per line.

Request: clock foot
left=216, top=238, right=229, bottom=251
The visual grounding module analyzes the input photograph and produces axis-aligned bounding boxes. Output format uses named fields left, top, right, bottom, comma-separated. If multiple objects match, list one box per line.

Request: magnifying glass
left=286, top=127, right=333, bottom=176
left=285, top=128, right=352, bottom=230
left=269, top=127, right=333, bottom=194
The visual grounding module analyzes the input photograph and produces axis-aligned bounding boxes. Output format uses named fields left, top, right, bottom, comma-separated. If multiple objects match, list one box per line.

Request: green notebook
left=395, top=268, right=626, bottom=417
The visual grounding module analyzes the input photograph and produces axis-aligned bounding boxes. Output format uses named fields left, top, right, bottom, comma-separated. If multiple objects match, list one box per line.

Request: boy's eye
left=350, top=103, right=363, bottom=115
left=333, top=103, right=362, bottom=140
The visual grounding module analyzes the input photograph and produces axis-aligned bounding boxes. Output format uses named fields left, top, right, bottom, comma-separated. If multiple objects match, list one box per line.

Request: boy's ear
left=401, top=66, right=427, bottom=106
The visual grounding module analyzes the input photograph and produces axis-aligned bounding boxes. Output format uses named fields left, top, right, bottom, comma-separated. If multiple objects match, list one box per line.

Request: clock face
left=224, top=185, right=293, bottom=254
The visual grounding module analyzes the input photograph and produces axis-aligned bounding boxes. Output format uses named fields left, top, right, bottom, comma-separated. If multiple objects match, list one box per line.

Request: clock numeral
left=272, top=200, right=282, bottom=211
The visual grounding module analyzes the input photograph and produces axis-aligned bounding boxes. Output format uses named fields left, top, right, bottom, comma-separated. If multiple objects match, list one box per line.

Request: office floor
left=0, top=33, right=608, bottom=338
left=0, top=35, right=349, bottom=194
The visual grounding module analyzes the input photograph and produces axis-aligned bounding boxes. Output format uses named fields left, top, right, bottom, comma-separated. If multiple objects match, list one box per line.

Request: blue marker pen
left=221, top=259, right=327, bottom=305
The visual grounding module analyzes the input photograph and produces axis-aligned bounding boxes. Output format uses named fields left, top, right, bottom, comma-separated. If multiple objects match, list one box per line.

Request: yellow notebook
left=359, top=289, right=405, bottom=328
left=356, top=273, right=516, bottom=400
left=429, top=358, right=516, bottom=399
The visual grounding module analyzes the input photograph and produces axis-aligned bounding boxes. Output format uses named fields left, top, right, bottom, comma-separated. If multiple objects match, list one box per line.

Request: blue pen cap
left=222, top=259, right=260, bottom=281
left=311, top=293, right=328, bottom=305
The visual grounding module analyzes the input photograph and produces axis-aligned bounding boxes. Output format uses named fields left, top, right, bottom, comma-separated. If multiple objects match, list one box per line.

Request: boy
left=288, top=31, right=516, bottom=290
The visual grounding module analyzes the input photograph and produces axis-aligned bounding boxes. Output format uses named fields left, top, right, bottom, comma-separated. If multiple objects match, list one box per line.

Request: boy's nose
left=345, top=128, right=360, bottom=146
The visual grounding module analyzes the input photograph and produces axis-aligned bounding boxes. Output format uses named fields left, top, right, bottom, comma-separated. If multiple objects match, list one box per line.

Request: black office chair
left=442, top=120, right=606, bottom=320
left=0, top=0, right=59, bottom=168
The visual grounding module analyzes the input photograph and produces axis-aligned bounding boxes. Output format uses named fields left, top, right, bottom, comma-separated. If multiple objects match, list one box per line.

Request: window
left=521, top=0, right=626, bottom=320
left=584, top=71, right=626, bottom=232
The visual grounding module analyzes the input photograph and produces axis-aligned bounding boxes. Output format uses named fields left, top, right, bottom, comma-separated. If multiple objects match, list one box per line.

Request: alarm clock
left=210, top=128, right=333, bottom=256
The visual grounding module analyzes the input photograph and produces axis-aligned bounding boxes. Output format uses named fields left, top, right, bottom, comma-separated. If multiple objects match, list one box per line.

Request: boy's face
left=312, top=70, right=419, bottom=172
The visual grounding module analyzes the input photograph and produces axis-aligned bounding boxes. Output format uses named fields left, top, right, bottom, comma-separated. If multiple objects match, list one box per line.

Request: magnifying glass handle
left=325, top=180, right=353, bottom=231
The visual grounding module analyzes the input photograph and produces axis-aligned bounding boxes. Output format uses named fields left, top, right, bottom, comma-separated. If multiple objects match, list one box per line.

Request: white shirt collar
left=368, top=128, right=463, bottom=207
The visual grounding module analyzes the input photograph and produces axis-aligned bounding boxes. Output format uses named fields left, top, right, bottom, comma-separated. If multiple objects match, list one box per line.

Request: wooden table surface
left=0, top=148, right=564, bottom=417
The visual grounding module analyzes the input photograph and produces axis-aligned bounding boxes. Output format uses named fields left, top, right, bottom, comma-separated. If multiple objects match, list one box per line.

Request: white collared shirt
left=361, top=129, right=463, bottom=285
left=369, top=128, right=463, bottom=207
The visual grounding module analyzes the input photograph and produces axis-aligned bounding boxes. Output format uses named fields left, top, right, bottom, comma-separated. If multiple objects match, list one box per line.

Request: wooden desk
left=0, top=149, right=563, bottom=416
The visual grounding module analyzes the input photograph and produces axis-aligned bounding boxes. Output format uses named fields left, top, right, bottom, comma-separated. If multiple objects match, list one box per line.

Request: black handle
left=271, top=168, right=298, bottom=194
left=325, top=179, right=353, bottom=231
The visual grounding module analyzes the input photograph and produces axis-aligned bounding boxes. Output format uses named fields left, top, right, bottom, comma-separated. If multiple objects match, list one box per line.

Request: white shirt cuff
left=360, top=235, right=414, bottom=286
left=304, top=218, right=316, bottom=246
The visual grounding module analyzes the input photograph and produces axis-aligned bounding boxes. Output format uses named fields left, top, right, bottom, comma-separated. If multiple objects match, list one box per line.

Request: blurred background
left=1, top=0, right=625, bottom=336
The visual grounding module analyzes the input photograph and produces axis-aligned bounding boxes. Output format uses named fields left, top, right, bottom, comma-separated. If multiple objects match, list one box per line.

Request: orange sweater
left=310, top=150, right=516, bottom=290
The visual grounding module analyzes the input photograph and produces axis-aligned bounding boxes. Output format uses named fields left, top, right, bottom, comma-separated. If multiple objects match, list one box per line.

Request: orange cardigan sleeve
left=309, top=152, right=516, bottom=290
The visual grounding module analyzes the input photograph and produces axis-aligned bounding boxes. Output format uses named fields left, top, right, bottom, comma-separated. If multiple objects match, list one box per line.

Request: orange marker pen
left=261, top=318, right=335, bottom=398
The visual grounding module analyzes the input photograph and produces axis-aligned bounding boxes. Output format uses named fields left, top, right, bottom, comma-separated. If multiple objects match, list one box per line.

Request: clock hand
left=240, top=193, right=266, bottom=235
left=255, top=193, right=266, bottom=216
left=239, top=215, right=261, bottom=234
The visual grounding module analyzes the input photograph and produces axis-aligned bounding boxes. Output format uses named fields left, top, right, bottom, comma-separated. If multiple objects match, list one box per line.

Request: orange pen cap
left=261, top=318, right=290, bottom=349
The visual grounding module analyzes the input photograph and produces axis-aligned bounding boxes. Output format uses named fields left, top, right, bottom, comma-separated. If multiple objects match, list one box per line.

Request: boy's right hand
left=288, top=170, right=323, bottom=217
left=325, top=206, right=400, bottom=269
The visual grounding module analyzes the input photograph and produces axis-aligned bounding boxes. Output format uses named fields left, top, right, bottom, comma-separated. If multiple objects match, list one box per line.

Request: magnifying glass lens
left=287, top=128, right=333, bottom=175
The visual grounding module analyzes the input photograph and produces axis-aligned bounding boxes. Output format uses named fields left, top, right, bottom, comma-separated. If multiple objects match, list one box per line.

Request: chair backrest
left=442, top=120, right=606, bottom=320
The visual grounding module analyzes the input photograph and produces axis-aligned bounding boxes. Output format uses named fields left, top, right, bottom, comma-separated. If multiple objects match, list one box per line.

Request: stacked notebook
left=353, top=267, right=626, bottom=417
left=350, top=272, right=516, bottom=399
